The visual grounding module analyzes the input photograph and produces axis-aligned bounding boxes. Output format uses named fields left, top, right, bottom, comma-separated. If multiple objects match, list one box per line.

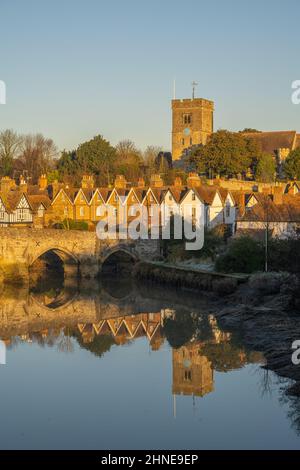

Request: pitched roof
left=27, top=194, right=51, bottom=210
left=194, top=186, right=221, bottom=205
left=239, top=198, right=300, bottom=223
left=245, top=192, right=272, bottom=205
left=243, top=131, right=297, bottom=154
left=6, top=191, right=30, bottom=211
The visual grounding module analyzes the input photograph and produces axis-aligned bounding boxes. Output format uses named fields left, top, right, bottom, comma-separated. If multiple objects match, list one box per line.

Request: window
left=129, top=206, right=136, bottom=216
left=149, top=206, right=154, bottom=217
left=96, top=206, right=102, bottom=216
left=0, top=211, right=4, bottom=220
left=190, top=137, right=193, bottom=145
left=17, top=209, right=26, bottom=220
left=226, top=205, right=230, bottom=217
left=192, top=193, right=196, bottom=201
left=184, top=370, right=192, bottom=381
left=183, top=113, right=192, bottom=125
left=169, top=194, right=173, bottom=201
left=182, top=138, right=185, bottom=146
left=192, top=207, right=196, bottom=218
left=80, top=207, right=85, bottom=217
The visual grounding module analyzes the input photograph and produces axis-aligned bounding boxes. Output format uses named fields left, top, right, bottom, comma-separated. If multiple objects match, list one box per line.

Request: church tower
left=172, top=97, right=214, bottom=160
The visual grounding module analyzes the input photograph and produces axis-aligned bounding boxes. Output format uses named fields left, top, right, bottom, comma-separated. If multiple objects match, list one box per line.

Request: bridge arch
left=100, top=248, right=138, bottom=274
left=30, top=247, right=79, bottom=267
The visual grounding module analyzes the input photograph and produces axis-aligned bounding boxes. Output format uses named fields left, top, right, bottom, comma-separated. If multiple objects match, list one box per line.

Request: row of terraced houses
left=0, top=172, right=300, bottom=239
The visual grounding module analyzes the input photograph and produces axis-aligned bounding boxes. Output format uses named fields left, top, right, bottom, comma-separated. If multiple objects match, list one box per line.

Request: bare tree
left=115, top=140, right=143, bottom=181
left=18, top=134, right=58, bottom=183
left=0, top=129, right=23, bottom=176
left=143, top=145, right=163, bottom=172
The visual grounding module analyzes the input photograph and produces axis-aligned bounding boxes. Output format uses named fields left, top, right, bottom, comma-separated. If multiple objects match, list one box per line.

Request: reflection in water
left=0, top=274, right=263, bottom=401
left=0, top=273, right=299, bottom=448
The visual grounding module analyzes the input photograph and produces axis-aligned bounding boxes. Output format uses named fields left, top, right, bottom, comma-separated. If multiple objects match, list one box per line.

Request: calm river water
left=0, top=273, right=299, bottom=450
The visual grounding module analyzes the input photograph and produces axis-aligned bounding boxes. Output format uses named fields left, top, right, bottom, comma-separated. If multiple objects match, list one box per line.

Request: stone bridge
left=0, top=228, right=161, bottom=281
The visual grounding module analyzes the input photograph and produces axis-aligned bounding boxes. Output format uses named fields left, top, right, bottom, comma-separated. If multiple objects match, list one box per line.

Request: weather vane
left=191, top=81, right=198, bottom=99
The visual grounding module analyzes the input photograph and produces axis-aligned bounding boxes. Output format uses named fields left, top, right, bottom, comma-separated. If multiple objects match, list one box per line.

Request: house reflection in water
left=0, top=278, right=264, bottom=403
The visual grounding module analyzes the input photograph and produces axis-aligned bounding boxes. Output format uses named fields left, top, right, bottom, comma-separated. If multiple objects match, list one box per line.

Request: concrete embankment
left=133, top=261, right=249, bottom=294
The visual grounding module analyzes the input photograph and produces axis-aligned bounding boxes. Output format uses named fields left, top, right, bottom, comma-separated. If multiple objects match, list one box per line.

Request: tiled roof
left=243, top=131, right=297, bottom=154
left=195, top=186, right=219, bottom=205
left=27, top=195, right=51, bottom=210
left=239, top=198, right=300, bottom=222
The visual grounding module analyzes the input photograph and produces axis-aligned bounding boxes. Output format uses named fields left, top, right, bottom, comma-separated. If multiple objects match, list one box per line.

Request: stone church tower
left=172, top=98, right=214, bottom=160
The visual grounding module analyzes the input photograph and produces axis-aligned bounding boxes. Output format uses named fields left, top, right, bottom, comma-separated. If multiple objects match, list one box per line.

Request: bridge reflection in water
left=0, top=274, right=264, bottom=401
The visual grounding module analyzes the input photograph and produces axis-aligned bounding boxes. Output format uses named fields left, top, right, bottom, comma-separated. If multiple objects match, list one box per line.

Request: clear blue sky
left=0, top=0, right=299, bottom=152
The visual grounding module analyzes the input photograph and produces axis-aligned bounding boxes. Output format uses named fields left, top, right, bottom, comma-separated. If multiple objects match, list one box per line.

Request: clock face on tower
left=184, top=127, right=191, bottom=136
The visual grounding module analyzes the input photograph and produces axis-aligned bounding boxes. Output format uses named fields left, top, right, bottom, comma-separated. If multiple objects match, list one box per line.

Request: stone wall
left=0, top=228, right=161, bottom=282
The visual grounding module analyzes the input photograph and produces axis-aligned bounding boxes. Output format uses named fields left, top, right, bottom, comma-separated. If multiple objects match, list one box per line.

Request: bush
left=52, top=219, right=89, bottom=231
left=215, top=236, right=264, bottom=273
left=268, top=238, right=300, bottom=274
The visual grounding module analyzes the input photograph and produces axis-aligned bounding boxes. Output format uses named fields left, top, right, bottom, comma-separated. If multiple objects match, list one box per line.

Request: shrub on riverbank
left=216, top=236, right=264, bottom=273
left=162, top=226, right=225, bottom=263
left=216, top=236, right=300, bottom=275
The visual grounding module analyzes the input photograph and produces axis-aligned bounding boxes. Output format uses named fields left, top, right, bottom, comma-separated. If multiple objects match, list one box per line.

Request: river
left=0, top=271, right=299, bottom=450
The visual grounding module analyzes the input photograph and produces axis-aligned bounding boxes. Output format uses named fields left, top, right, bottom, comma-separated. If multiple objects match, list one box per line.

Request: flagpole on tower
left=192, top=81, right=198, bottom=99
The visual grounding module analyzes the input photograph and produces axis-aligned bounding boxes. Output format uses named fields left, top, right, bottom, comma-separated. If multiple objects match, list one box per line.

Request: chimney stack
left=187, top=172, right=201, bottom=188
left=38, top=174, right=48, bottom=191
left=174, top=176, right=182, bottom=188
left=150, top=174, right=163, bottom=188
left=114, top=175, right=127, bottom=189
left=19, top=175, right=28, bottom=193
left=137, top=177, right=145, bottom=188
left=0, top=176, right=13, bottom=194
left=81, top=174, right=94, bottom=190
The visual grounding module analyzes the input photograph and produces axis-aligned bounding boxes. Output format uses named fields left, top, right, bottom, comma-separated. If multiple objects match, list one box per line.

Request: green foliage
left=284, top=148, right=300, bottom=180
left=53, top=219, right=89, bottom=231
left=239, top=128, right=261, bottom=133
left=46, top=169, right=60, bottom=183
left=162, top=226, right=225, bottom=262
left=255, top=152, right=276, bottom=182
left=189, top=130, right=261, bottom=177
left=216, top=236, right=264, bottom=273
left=77, top=135, right=117, bottom=184
left=268, top=238, right=300, bottom=273
left=57, top=149, right=80, bottom=182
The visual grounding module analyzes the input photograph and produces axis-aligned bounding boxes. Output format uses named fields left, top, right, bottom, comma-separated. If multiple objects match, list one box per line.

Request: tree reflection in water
left=0, top=271, right=299, bottom=435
